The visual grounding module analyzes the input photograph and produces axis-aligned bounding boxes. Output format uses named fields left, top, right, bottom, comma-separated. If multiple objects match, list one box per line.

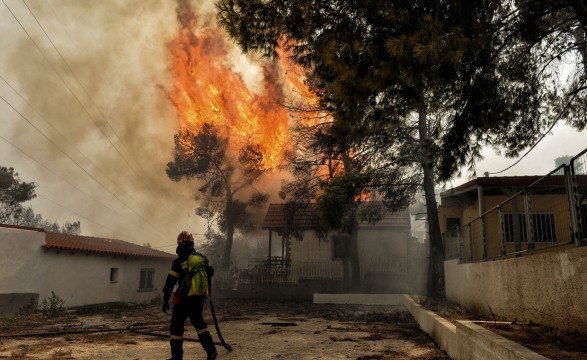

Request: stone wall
left=444, top=246, right=587, bottom=334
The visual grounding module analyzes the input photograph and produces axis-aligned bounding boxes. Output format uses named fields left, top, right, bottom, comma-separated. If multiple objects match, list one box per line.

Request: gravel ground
left=0, top=299, right=448, bottom=360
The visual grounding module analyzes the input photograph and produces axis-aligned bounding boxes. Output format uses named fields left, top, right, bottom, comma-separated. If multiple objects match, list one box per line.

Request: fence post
left=467, top=225, right=473, bottom=262
left=457, top=225, right=462, bottom=262
left=498, top=205, right=506, bottom=256
left=524, top=190, right=535, bottom=252
left=565, top=164, right=581, bottom=246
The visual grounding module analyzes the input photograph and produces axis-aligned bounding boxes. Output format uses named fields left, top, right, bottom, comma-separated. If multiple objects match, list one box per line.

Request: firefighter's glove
left=162, top=302, right=169, bottom=314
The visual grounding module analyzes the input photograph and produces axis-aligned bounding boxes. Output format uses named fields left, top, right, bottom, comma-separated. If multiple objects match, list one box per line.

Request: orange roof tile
left=262, top=203, right=320, bottom=230
left=43, top=232, right=174, bottom=259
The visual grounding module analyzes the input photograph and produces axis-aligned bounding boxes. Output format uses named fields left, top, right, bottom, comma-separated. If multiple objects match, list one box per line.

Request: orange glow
left=166, top=3, right=292, bottom=172
left=275, top=46, right=331, bottom=128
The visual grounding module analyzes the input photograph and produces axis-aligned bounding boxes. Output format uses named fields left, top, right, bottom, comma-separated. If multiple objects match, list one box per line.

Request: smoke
left=0, top=0, right=293, bottom=250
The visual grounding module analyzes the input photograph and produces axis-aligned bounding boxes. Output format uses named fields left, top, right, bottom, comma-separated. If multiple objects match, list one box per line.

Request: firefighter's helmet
left=177, top=230, right=194, bottom=244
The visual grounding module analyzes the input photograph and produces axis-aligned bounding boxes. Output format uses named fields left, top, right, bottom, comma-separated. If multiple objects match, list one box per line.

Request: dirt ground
left=0, top=299, right=448, bottom=360
left=420, top=299, right=587, bottom=360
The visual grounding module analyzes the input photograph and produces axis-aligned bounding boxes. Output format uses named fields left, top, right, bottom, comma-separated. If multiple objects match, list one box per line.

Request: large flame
left=166, top=1, right=292, bottom=171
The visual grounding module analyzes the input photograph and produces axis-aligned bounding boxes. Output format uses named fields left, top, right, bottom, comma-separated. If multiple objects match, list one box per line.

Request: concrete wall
left=358, top=226, right=410, bottom=258
left=444, top=246, right=587, bottom=333
left=0, top=227, right=171, bottom=314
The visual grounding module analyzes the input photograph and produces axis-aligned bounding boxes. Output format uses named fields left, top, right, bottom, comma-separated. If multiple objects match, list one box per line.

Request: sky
left=0, top=0, right=585, bottom=251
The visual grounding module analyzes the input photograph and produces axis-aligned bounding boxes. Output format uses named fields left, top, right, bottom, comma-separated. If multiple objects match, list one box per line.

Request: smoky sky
left=0, top=0, right=286, bottom=249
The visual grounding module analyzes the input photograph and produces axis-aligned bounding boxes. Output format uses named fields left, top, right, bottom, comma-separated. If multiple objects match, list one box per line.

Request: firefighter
left=162, top=231, right=217, bottom=360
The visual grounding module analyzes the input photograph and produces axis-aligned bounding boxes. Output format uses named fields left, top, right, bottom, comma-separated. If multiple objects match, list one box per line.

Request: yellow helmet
left=177, top=230, right=194, bottom=244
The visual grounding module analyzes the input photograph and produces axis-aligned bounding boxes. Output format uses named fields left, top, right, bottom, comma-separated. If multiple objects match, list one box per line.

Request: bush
left=41, top=292, right=65, bottom=317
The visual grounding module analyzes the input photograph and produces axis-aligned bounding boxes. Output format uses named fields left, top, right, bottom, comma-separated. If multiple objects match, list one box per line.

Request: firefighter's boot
left=198, top=331, right=217, bottom=360
left=169, top=338, right=183, bottom=360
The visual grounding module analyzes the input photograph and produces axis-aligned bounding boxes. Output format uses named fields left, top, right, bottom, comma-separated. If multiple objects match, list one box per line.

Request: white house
left=258, top=203, right=427, bottom=293
left=0, top=224, right=174, bottom=315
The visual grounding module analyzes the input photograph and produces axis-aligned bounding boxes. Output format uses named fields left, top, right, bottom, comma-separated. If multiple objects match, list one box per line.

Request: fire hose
left=208, top=272, right=233, bottom=351
left=1, top=321, right=225, bottom=346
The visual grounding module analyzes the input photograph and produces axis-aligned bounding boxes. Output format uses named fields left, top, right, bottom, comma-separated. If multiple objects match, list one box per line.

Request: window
left=446, top=218, right=460, bottom=237
left=110, top=268, right=118, bottom=283
left=332, top=234, right=349, bottom=259
left=139, top=268, right=155, bottom=290
left=503, top=213, right=556, bottom=243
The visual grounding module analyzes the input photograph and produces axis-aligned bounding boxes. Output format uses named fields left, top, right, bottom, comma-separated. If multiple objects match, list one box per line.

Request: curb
left=402, top=295, right=549, bottom=360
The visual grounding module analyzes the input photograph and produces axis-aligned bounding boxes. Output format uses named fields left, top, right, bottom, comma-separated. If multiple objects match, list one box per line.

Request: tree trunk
left=418, top=108, right=446, bottom=300
left=222, top=192, right=234, bottom=269
left=340, top=151, right=361, bottom=290
left=348, top=227, right=361, bottom=289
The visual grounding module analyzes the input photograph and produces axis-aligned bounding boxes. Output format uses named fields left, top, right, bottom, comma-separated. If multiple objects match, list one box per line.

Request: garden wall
left=444, top=246, right=587, bottom=334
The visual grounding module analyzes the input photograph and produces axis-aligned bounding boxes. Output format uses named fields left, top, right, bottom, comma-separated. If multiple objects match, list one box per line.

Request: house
left=258, top=203, right=426, bottom=293
left=0, top=224, right=174, bottom=315
left=438, top=170, right=587, bottom=333
left=439, top=174, right=587, bottom=260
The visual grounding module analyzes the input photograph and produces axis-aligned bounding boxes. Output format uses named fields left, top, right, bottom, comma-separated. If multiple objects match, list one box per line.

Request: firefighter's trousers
left=169, top=295, right=216, bottom=359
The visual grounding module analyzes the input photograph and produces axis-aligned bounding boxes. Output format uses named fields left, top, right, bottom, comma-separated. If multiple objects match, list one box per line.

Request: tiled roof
left=262, top=203, right=320, bottom=230
left=43, top=232, right=174, bottom=259
left=262, top=203, right=411, bottom=230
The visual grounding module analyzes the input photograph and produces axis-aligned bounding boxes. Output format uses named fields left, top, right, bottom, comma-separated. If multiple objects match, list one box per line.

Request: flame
left=276, top=46, right=330, bottom=128
left=166, top=1, right=291, bottom=171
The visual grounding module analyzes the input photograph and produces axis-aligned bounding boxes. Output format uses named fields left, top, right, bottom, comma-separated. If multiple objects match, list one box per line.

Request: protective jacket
left=162, top=245, right=217, bottom=360
left=162, top=250, right=214, bottom=304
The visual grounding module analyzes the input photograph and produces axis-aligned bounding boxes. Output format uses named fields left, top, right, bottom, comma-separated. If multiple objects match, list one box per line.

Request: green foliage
left=217, top=0, right=587, bottom=184
left=439, top=0, right=587, bottom=179
left=315, top=172, right=368, bottom=233
left=0, top=166, right=37, bottom=223
left=41, top=291, right=66, bottom=317
left=0, top=165, right=80, bottom=232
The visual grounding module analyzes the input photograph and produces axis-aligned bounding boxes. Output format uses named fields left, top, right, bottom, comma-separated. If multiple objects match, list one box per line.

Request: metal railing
left=443, top=146, right=587, bottom=263
left=213, top=254, right=428, bottom=289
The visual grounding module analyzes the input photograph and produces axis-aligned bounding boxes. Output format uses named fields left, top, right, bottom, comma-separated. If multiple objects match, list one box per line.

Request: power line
left=489, top=92, right=579, bottom=175
left=1, top=0, right=176, bottom=237
left=0, top=74, right=120, bottom=193
left=0, top=106, right=165, bottom=237
left=35, top=192, right=120, bottom=235
left=18, top=0, right=174, bottom=210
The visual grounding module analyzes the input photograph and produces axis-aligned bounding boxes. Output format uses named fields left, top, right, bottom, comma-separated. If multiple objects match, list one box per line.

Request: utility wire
left=2, top=0, right=171, bottom=225
left=0, top=76, right=121, bottom=190
left=1, top=0, right=173, bottom=237
left=0, top=104, right=164, bottom=238
left=0, top=129, right=125, bottom=229
left=488, top=92, right=580, bottom=175
left=35, top=192, right=119, bottom=234
left=19, top=0, right=173, bottom=210
left=0, top=95, right=124, bottom=216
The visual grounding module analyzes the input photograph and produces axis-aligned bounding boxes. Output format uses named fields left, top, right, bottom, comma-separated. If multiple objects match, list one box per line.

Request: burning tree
left=278, top=103, right=420, bottom=289
left=166, top=123, right=268, bottom=268
left=163, top=0, right=295, bottom=268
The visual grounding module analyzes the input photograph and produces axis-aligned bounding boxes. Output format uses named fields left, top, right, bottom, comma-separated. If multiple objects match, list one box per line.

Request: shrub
left=41, top=291, right=65, bottom=317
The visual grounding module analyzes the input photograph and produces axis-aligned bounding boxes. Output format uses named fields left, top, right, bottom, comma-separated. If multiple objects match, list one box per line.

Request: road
left=0, top=300, right=448, bottom=360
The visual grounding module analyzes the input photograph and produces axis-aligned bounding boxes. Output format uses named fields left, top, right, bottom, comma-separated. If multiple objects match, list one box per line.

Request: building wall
left=0, top=226, right=171, bottom=314
left=289, top=233, right=332, bottom=263
left=444, top=246, right=587, bottom=334
left=440, top=192, right=574, bottom=260
left=438, top=205, right=462, bottom=233
left=287, top=226, right=412, bottom=264
left=358, top=226, right=409, bottom=258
